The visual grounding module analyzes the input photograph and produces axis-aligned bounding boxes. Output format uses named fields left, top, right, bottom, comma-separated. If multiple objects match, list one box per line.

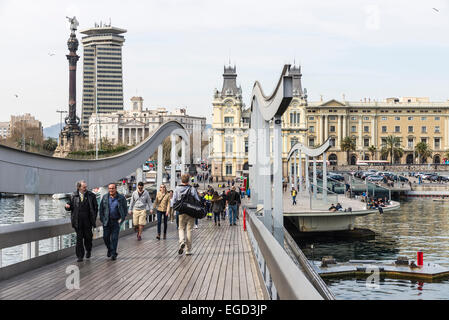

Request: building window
left=408, top=138, right=414, bottom=148
left=226, top=164, right=232, bottom=175
left=330, top=125, right=336, bottom=132
left=435, top=126, right=440, bottom=133
left=395, top=126, right=400, bottom=133
left=364, top=116, right=369, bottom=120
left=381, top=138, right=387, bottom=147
left=225, top=138, right=233, bottom=154
left=291, top=137, right=298, bottom=148
left=351, top=116, right=356, bottom=120
left=435, top=117, right=440, bottom=120
left=408, top=126, right=413, bottom=133
left=435, top=138, right=441, bottom=149
left=329, top=116, right=336, bottom=121
left=309, top=116, right=314, bottom=120
left=244, top=139, right=248, bottom=154
left=421, top=116, right=427, bottom=120
left=421, top=138, right=427, bottom=144
left=381, top=117, right=387, bottom=120
left=382, top=126, right=387, bottom=133
left=408, top=117, right=413, bottom=120
left=330, top=138, right=336, bottom=147
left=351, top=126, right=356, bottom=133
left=364, top=126, right=369, bottom=132
left=395, top=117, right=400, bottom=120
left=309, top=138, right=315, bottom=147
left=224, top=117, right=234, bottom=123
left=422, top=126, right=427, bottom=133
left=364, top=138, right=369, bottom=147
left=309, top=126, right=314, bottom=133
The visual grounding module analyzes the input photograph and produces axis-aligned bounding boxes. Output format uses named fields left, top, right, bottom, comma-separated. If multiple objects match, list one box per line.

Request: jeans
left=157, top=210, right=168, bottom=235
left=103, top=219, right=120, bottom=257
left=175, top=211, right=179, bottom=229
left=75, top=216, right=93, bottom=259
left=195, top=218, right=198, bottom=226
left=228, top=204, right=237, bottom=225
left=292, top=196, right=297, bottom=205
left=213, top=211, right=221, bottom=223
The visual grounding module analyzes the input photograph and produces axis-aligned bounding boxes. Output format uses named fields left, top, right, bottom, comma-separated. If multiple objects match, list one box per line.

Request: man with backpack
left=172, top=174, right=201, bottom=256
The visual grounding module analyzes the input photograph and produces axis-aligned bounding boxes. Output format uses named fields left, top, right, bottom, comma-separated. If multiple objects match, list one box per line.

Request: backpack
left=173, top=186, right=206, bottom=219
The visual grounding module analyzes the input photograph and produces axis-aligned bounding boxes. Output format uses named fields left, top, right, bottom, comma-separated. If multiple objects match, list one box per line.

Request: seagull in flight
left=48, top=52, right=55, bottom=56
left=14, top=94, right=19, bottom=98
left=433, top=8, right=439, bottom=12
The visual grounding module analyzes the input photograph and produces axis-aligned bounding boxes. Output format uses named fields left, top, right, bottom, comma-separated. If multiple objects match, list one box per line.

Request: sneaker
left=107, top=250, right=111, bottom=258
left=178, top=242, right=185, bottom=255
left=137, top=235, right=142, bottom=241
left=163, top=233, right=166, bottom=239
left=156, top=234, right=160, bottom=240
left=233, top=223, right=237, bottom=226
left=194, top=225, right=198, bottom=229
left=111, top=255, right=117, bottom=261
left=86, top=251, right=91, bottom=259
left=77, top=257, right=83, bottom=262
left=186, top=251, right=193, bottom=256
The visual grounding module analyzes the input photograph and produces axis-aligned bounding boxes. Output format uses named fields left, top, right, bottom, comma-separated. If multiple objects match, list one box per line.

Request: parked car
left=328, top=173, right=345, bottom=181
left=366, top=175, right=385, bottom=182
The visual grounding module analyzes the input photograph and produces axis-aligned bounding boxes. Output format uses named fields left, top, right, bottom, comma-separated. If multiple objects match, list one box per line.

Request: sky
left=1, top=0, right=449, bottom=127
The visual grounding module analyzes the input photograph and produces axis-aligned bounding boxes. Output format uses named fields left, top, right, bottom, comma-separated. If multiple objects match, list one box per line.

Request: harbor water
left=299, top=198, right=449, bottom=299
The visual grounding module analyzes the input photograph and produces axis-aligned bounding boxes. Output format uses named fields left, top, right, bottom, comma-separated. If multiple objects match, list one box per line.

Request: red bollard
left=417, top=251, right=423, bottom=266
left=243, top=209, right=247, bottom=231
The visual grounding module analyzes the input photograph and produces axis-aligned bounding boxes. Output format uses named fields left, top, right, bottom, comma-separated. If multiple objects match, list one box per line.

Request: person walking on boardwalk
left=204, top=189, right=213, bottom=220
left=291, top=188, right=297, bottom=205
left=211, top=191, right=224, bottom=226
left=129, top=182, right=152, bottom=241
left=151, top=184, right=170, bottom=240
left=173, top=174, right=201, bottom=255
left=167, top=190, right=175, bottom=224
left=65, top=180, right=98, bottom=262
left=227, top=186, right=239, bottom=226
left=99, top=183, right=128, bottom=261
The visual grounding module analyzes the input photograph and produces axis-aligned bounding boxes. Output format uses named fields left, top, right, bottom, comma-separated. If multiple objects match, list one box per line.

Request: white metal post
left=157, top=144, right=163, bottom=191
left=299, top=150, right=303, bottom=193
left=294, top=151, right=298, bottom=192
left=323, top=152, right=327, bottom=203
left=23, top=194, right=39, bottom=260
left=305, top=155, right=310, bottom=192
left=273, top=115, right=283, bottom=246
left=313, top=157, right=317, bottom=200
left=170, top=134, right=176, bottom=191
left=181, top=139, right=186, bottom=175
left=262, top=119, right=272, bottom=229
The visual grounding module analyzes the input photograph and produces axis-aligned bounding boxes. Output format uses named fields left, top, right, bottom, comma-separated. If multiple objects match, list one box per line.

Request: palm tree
left=415, top=141, right=431, bottom=164
left=341, top=137, right=356, bottom=164
left=368, top=145, right=377, bottom=160
left=381, top=135, right=403, bottom=165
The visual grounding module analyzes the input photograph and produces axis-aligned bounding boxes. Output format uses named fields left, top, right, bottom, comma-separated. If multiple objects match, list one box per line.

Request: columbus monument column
left=54, top=16, right=86, bottom=158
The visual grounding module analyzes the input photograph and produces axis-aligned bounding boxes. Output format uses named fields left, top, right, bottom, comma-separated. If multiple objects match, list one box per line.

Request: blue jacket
left=99, top=192, right=128, bottom=227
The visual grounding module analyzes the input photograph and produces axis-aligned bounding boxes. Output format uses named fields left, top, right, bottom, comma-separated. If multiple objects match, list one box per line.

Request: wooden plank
left=206, top=219, right=233, bottom=300
left=196, top=221, right=227, bottom=300
left=222, top=225, right=236, bottom=300
left=241, top=228, right=257, bottom=300
left=237, top=224, right=249, bottom=300
left=190, top=222, right=225, bottom=299
left=141, top=225, right=215, bottom=300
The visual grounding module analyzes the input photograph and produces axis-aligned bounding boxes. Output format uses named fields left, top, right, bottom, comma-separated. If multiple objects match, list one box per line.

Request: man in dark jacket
left=99, top=183, right=128, bottom=260
left=227, top=186, right=239, bottom=226
left=65, top=180, right=98, bottom=262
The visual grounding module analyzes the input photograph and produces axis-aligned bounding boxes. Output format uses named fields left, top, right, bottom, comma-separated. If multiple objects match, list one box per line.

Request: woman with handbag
left=151, top=184, right=170, bottom=240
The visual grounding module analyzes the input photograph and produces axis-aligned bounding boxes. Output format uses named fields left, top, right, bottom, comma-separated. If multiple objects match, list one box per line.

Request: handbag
left=173, top=186, right=206, bottom=219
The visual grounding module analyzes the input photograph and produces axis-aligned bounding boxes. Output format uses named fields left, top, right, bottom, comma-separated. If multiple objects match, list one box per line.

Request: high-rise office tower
left=80, top=22, right=127, bottom=135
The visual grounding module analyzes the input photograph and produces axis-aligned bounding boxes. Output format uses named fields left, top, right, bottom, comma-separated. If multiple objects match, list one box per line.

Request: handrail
left=246, top=207, right=323, bottom=300
left=283, top=230, right=335, bottom=300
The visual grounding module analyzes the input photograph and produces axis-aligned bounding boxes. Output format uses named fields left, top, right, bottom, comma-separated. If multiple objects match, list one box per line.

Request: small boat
left=52, top=193, right=70, bottom=200
left=432, top=197, right=449, bottom=202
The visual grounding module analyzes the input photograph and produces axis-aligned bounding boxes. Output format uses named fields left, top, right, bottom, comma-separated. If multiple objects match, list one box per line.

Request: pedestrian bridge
left=0, top=66, right=332, bottom=300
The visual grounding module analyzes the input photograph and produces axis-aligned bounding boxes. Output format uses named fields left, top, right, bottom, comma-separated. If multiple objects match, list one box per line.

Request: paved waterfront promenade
left=0, top=219, right=265, bottom=300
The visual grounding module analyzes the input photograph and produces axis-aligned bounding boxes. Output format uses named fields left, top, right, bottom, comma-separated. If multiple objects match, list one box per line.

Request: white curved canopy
left=251, top=64, right=293, bottom=120
left=287, top=138, right=331, bottom=160
left=0, top=121, right=189, bottom=194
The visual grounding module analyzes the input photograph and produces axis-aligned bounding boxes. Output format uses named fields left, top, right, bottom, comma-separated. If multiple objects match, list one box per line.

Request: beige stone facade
left=211, top=66, right=449, bottom=178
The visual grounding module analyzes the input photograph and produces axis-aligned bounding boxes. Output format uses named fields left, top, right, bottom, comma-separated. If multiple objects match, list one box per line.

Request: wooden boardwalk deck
left=0, top=218, right=266, bottom=300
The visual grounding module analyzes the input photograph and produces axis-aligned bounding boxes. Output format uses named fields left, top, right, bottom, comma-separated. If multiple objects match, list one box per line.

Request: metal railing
left=308, top=183, right=339, bottom=210
left=244, top=206, right=323, bottom=300
left=0, top=212, right=157, bottom=280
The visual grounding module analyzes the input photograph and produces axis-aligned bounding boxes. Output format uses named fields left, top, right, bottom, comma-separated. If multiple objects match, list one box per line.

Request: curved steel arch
left=287, top=138, right=331, bottom=161
left=0, top=121, right=189, bottom=194
left=251, top=64, right=292, bottom=120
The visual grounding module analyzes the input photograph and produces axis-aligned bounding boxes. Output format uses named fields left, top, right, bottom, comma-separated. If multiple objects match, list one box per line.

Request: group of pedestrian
left=67, top=173, right=242, bottom=262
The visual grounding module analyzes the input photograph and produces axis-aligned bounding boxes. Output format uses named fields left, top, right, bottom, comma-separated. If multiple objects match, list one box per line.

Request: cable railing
left=308, top=183, right=339, bottom=211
